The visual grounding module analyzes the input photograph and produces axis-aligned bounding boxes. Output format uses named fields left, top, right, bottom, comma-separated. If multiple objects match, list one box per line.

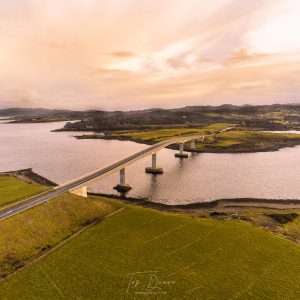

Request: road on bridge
left=0, top=128, right=231, bottom=221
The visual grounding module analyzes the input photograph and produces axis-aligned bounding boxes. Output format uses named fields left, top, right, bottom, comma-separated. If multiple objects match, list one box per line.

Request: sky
left=0, top=0, right=300, bottom=110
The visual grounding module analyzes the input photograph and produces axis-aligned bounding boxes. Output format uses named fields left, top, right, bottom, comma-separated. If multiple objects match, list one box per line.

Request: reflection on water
left=1, top=122, right=300, bottom=205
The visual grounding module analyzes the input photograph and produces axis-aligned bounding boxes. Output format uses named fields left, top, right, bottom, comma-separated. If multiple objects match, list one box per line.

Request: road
left=0, top=128, right=231, bottom=221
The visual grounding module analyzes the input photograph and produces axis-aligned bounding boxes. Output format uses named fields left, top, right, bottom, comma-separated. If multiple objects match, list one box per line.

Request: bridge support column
left=145, top=153, right=163, bottom=174
left=114, top=168, right=132, bottom=193
left=70, top=186, right=87, bottom=198
left=191, top=140, right=195, bottom=149
left=175, top=143, right=188, bottom=158
left=187, top=139, right=198, bottom=153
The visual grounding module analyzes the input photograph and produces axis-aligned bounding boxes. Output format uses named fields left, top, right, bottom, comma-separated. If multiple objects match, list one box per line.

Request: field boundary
left=0, top=206, right=124, bottom=283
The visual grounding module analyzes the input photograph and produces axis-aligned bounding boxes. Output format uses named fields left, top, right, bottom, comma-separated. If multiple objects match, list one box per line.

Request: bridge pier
left=175, top=143, right=188, bottom=158
left=145, top=153, right=163, bottom=174
left=187, top=139, right=198, bottom=153
left=114, top=168, right=132, bottom=193
left=191, top=140, right=195, bottom=149
left=70, top=186, right=87, bottom=198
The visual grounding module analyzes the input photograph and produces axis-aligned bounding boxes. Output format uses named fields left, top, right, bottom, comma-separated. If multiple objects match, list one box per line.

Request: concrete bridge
left=69, top=133, right=206, bottom=195
left=0, top=128, right=231, bottom=220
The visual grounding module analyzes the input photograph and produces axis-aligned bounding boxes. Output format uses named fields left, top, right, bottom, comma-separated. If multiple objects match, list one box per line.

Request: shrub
left=267, top=213, right=299, bottom=224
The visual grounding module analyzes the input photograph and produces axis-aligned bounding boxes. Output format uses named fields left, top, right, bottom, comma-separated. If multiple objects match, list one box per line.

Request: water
left=1, top=122, right=300, bottom=205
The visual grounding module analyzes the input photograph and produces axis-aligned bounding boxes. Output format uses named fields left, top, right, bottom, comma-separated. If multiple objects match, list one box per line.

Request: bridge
left=0, top=128, right=231, bottom=221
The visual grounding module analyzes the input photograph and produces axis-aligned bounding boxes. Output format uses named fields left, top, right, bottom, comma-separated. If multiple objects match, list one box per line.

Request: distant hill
left=2, top=104, right=300, bottom=130
left=0, top=108, right=79, bottom=117
left=1, top=104, right=300, bottom=117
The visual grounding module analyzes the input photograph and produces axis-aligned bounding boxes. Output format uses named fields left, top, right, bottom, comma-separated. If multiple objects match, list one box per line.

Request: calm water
left=1, top=122, right=300, bottom=205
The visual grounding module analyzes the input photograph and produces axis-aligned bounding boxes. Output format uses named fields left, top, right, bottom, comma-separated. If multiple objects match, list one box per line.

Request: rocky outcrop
left=0, top=169, right=57, bottom=187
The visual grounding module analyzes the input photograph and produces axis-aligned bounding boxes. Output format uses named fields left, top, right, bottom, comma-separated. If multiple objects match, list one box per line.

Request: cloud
left=0, top=0, right=299, bottom=109
left=109, top=51, right=136, bottom=58
left=38, top=41, right=69, bottom=50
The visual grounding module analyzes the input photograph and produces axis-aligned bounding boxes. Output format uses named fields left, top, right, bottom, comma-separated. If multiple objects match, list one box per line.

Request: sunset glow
left=1, top=0, right=300, bottom=109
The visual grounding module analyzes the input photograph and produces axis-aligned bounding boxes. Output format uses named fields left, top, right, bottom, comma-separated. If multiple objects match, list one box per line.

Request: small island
left=75, top=126, right=300, bottom=153
left=48, top=104, right=300, bottom=153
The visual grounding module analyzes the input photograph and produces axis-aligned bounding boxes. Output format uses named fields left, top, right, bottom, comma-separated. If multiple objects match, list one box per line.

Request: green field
left=0, top=176, right=46, bottom=208
left=112, top=123, right=233, bottom=142
left=193, top=207, right=300, bottom=243
left=109, top=123, right=300, bottom=152
left=0, top=194, right=117, bottom=277
left=2, top=176, right=300, bottom=298
left=210, top=130, right=300, bottom=151
left=2, top=201, right=300, bottom=299
left=0, top=176, right=118, bottom=278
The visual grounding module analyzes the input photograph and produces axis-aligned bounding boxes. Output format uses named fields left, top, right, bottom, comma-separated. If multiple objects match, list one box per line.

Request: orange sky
left=0, top=0, right=300, bottom=110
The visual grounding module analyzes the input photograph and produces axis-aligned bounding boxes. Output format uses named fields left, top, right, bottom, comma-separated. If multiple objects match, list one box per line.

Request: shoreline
left=88, top=192, right=300, bottom=211
left=4, top=169, right=300, bottom=211
left=72, top=133, right=300, bottom=154
left=0, top=168, right=57, bottom=187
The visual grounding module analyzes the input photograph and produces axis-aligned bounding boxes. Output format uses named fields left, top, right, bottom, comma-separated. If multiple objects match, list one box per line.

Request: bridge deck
left=0, top=128, right=231, bottom=220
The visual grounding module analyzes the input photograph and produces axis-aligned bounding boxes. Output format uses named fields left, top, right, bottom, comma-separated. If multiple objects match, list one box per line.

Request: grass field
left=210, top=130, right=300, bottom=151
left=0, top=194, right=115, bottom=276
left=2, top=201, right=300, bottom=299
left=192, top=207, right=300, bottom=243
left=0, top=176, right=46, bottom=208
left=110, top=124, right=300, bottom=152
left=0, top=183, right=118, bottom=277
left=112, top=123, right=234, bottom=142
left=192, top=129, right=300, bottom=152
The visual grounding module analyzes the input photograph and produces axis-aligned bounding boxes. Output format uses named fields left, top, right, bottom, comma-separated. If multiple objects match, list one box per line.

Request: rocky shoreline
left=0, top=169, right=57, bottom=187
left=88, top=193, right=300, bottom=211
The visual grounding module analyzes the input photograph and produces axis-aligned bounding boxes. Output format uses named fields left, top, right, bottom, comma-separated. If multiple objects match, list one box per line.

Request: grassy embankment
left=106, top=123, right=300, bottom=153
left=0, top=176, right=118, bottom=278
left=0, top=176, right=46, bottom=208
left=2, top=201, right=300, bottom=299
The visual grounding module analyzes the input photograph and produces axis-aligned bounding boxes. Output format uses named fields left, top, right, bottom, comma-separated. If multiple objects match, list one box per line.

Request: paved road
left=0, top=128, right=231, bottom=221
